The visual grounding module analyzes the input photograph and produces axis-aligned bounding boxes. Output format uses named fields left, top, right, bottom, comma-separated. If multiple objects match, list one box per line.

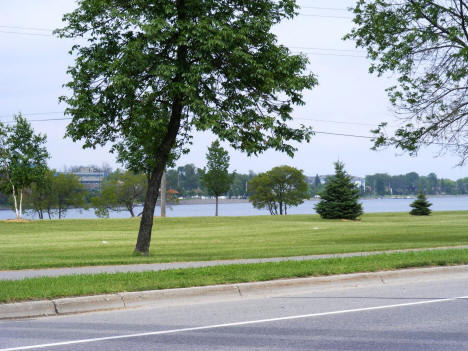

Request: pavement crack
left=236, top=285, right=243, bottom=297
left=51, top=300, right=59, bottom=315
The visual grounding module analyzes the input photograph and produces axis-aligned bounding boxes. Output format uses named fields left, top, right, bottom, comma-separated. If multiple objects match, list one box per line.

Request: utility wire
left=298, top=14, right=352, bottom=19
left=0, top=25, right=54, bottom=31
left=0, top=111, right=65, bottom=119
left=0, top=30, right=53, bottom=37
left=0, top=12, right=354, bottom=37
left=294, top=52, right=366, bottom=58
left=295, top=117, right=379, bottom=127
left=1, top=115, right=459, bottom=147
left=1, top=112, right=380, bottom=128
left=300, top=6, right=348, bottom=11
left=289, top=46, right=364, bottom=53
left=314, top=131, right=373, bottom=139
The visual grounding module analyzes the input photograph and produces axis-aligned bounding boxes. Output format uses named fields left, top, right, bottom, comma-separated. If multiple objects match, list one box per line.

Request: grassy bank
left=2, top=249, right=468, bottom=303
left=1, top=211, right=467, bottom=270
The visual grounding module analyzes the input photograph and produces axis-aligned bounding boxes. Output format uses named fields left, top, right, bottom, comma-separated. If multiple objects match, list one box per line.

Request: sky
left=0, top=0, right=466, bottom=179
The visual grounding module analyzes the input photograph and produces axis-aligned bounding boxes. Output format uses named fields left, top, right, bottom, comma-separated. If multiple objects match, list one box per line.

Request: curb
left=2, top=264, right=468, bottom=320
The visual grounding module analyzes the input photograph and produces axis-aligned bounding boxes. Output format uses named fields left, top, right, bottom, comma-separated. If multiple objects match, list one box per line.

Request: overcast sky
left=1, top=0, right=466, bottom=179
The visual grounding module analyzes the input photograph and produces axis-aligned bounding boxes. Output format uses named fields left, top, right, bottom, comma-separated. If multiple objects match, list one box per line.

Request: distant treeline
left=166, top=165, right=468, bottom=197
left=363, top=172, right=468, bottom=196
left=1, top=165, right=467, bottom=209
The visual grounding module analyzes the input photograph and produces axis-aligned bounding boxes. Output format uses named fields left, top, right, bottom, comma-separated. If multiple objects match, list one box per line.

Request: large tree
left=0, top=114, right=49, bottom=219
left=57, top=0, right=317, bottom=255
left=248, top=165, right=309, bottom=215
left=200, top=140, right=233, bottom=216
left=345, top=0, right=468, bottom=164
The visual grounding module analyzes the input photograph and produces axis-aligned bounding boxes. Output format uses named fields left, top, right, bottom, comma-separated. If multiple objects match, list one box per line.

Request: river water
left=0, top=196, right=467, bottom=220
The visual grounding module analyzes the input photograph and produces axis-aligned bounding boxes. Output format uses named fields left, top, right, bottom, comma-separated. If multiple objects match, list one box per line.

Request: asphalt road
left=1, top=274, right=468, bottom=350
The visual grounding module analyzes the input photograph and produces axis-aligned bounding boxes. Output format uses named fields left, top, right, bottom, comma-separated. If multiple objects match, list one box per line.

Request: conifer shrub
left=315, top=162, right=363, bottom=220
left=409, top=192, right=432, bottom=216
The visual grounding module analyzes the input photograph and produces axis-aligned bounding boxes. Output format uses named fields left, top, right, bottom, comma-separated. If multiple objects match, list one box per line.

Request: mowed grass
left=2, top=249, right=468, bottom=303
left=0, top=211, right=467, bottom=270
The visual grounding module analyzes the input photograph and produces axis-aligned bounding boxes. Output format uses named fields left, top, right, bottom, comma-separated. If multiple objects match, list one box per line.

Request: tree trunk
left=19, top=189, right=23, bottom=219
left=279, top=200, right=283, bottom=215
left=215, top=195, right=218, bottom=216
left=160, top=170, right=166, bottom=218
left=129, top=207, right=135, bottom=217
left=133, top=0, right=187, bottom=255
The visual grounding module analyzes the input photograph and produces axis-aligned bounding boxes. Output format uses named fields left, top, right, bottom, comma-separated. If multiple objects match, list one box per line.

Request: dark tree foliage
left=200, top=140, right=233, bottom=216
left=57, top=0, right=317, bottom=255
left=92, top=170, right=147, bottom=218
left=345, top=0, right=468, bottom=164
left=315, top=162, right=363, bottom=220
left=409, top=191, right=432, bottom=215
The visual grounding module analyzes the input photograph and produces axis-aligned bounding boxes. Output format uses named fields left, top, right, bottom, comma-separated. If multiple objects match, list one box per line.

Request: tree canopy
left=57, top=0, right=317, bottom=254
left=248, top=165, right=309, bottom=215
left=345, top=0, right=468, bottom=164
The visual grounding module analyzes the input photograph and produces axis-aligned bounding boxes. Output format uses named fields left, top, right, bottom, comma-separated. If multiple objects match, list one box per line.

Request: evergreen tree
left=409, top=192, right=432, bottom=216
left=315, top=162, right=363, bottom=220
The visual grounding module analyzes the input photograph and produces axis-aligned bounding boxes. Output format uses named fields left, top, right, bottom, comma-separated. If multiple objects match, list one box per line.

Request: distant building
left=351, top=176, right=365, bottom=188
left=62, top=167, right=106, bottom=191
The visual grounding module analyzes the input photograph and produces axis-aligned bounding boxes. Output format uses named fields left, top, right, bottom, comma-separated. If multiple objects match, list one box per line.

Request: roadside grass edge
left=2, top=248, right=468, bottom=303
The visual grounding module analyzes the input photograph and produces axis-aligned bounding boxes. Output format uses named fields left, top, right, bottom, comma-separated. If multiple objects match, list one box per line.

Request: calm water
left=1, top=197, right=467, bottom=220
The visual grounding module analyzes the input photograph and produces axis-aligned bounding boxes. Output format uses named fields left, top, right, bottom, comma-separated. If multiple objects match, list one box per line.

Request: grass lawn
left=2, top=249, right=468, bottom=303
left=0, top=211, right=467, bottom=270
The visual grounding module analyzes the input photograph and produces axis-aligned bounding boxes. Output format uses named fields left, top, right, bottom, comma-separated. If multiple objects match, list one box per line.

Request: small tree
left=200, top=141, right=233, bottom=216
left=92, top=170, right=147, bottom=218
left=409, top=192, right=432, bottom=216
left=249, top=165, right=309, bottom=215
left=53, top=173, right=87, bottom=219
left=0, top=114, right=49, bottom=219
left=315, top=162, right=363, bottom=220
left=24, top=169, right=56, bottom=219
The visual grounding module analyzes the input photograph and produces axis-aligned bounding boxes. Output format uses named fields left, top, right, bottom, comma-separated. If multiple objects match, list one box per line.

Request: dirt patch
left=2, top=219, right=31, bottom=223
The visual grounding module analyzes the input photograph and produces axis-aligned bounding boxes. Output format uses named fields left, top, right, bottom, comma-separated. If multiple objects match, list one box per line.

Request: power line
left=295, top=117, right=379, bottom=127
left=295, top=52, right=366, bottom=58
left=1, top=112, right=379, bottom=128
left=2, top=114, right=459, bottom=147
left=298, top=14, right=352, bottom=19
left=0, top=111, right=65, bottom=119
left=300, top=6, right=348, bottom=11
left=289, top=46, right=364, bottom=53
left=0, top=30, right=53, bottom=37
left=0, top=12, right=353, bottom=38
left=314, top=130, right=373, bottom=139
left=0, top=25, right=54, bottom=32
